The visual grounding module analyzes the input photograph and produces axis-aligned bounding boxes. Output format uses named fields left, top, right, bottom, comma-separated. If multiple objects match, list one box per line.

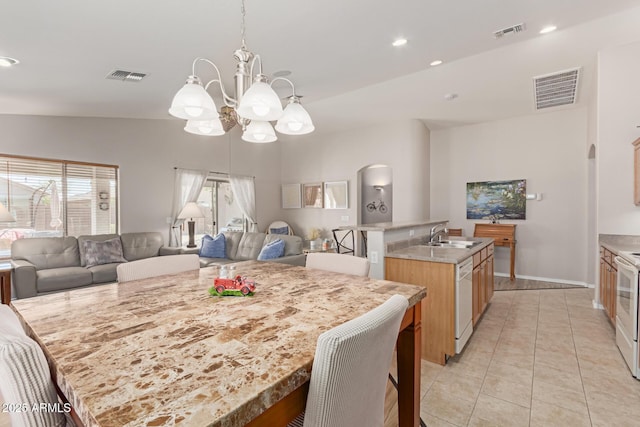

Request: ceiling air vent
left=105, top=69, right=147, bottom=82
left=493, top=23, right=526, bottom=39
left=533, top=68, right=580, bottom=110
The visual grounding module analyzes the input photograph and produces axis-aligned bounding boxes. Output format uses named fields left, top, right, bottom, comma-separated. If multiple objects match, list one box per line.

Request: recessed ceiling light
left=0, top=57, right=19, bottom=67
left=540, top=25, right=557, bottom=34
left=392, top=38, right=407, bottom=47
left=430, top=60, right=443, bottom=66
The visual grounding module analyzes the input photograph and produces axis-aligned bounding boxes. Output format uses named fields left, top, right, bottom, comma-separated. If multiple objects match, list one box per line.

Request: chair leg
left=388, top=373, right=427, bottom=427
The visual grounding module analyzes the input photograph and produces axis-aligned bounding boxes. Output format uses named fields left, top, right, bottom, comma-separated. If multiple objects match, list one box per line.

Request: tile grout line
left=529, top=290, right=541, bottom=427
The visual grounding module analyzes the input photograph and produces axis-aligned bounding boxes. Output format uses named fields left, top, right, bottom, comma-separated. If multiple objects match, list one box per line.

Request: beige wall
left=430, top=108, right=589, bottom=284
left=278, top=119, right=430, bottom=240
left=0, top=114, right=283, bottom=243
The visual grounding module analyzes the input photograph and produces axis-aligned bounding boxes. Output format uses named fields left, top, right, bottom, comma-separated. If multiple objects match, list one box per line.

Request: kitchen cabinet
left=634, top=138, right=640, bottom=206
left=600, top=246, right=617, bottom=325
left=472, top=244, right=494, bottom=326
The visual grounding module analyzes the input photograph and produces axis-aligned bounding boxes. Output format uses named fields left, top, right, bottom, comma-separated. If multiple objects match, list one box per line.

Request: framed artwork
left=324, top=181, right=348, bottom=209
left=466, top=179, right=526, bottom=220
left=303, top=183, right=324, bottom=208
left=281, top=183, right=301, bottom=209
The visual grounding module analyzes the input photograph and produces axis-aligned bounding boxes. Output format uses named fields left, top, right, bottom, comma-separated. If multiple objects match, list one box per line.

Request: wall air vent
left=493, top=23, right=526, bottom=39
left=105, top=70, right=147, bottom=82
left=533, top=68, right=580, bottom=110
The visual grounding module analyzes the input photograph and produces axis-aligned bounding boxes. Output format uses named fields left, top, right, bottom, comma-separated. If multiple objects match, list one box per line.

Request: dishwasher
left=455, top=257, right=474, bottom=353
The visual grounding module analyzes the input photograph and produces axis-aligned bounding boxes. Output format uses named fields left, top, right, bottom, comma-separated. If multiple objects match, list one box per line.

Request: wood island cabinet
left=599, top=246, right=617, bottom=325
left=472, top=244, right=494, bottom=326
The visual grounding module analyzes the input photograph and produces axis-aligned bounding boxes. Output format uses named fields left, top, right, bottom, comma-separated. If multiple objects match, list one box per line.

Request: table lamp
left=0, top=202, right=15, bottom=222
left=178, top=202, right=204, bottom=248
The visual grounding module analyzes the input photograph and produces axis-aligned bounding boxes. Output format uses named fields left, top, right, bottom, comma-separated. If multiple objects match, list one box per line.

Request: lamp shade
left=236, top=81, right=283, bottom=121
left=275, top=100, right=315, bottom=135
left=169, top=78, right=219, bottom=120
left=184, top=118, right=226, bottom=136
left=241, top=120, right=277, bottom=143
left=178, top=202, right=205, bottom=219
left=0, top=202, right=15, bottom=222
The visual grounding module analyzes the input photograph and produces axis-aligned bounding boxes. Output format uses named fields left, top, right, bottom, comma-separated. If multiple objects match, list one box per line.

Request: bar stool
left=331, top=229, right=355, bottom=255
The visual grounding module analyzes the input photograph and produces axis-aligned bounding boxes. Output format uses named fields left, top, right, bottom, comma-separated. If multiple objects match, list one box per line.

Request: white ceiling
left=2, top=0, right=640, bottom=135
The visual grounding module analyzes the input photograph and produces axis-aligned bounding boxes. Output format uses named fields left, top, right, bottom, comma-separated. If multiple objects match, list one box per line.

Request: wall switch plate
left=370, top=251, right=379, bottom=264
left=341, top=215, right=349, bottom=221
left=409, top=229, right=415, bottom=236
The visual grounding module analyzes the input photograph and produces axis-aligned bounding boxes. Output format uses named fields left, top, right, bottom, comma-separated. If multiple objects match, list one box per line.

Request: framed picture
left=281, top=183, right=301, bottom=209
left=324, top=181, right=348, bottom=209
left=466, top=179, right=526, bottom=220
left=303, top=183, right=324, bottom=208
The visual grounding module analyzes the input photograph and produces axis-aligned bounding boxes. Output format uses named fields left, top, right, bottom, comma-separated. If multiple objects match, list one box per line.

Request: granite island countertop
left=339, top=219, right=448, bottom=232
left=600, top=234, right=640, bottom=255
left=385, top=236, right=494, bottom=264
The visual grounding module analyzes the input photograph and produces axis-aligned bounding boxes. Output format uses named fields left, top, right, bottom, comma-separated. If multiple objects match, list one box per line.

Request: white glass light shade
left=169, top=81, right=218, bottom=120
left=241, top=121, right=277, bottom=143
left=275, top=101, right=315, bottom=135
left=0, top=202, right=15, bottom=222
left=184, top=118, right=225, bottom=136
left=178, top=202, right=205, bottom=219
left=236, top=81, right=283, bottom=121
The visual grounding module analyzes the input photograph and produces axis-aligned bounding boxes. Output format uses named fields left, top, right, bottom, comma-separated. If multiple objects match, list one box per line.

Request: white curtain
left=229, top=175, right=258, bottom=232
left=169, top=168, right=208, bottom=246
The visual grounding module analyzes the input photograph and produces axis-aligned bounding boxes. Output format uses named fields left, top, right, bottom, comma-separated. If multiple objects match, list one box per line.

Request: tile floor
left=385, top=288, right=640, bottom=426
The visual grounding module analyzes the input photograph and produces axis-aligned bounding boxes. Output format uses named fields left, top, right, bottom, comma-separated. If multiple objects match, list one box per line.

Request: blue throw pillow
left=258, top=239, right=285, bottom=260
left=270, top=226, right=289, bottom=235
left=200, top=233, right=226, bottom=258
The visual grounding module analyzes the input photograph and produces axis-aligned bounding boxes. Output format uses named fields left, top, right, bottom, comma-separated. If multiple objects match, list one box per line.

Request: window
left=182, top=179, right=244, bottom=246
left=0, top=155, right=118, bottom=258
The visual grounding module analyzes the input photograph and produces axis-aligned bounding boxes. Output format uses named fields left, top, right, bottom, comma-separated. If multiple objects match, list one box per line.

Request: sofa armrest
left=262, top=254, right=307, bottom=267
left=159, top=247, right=183, bottom=256
left=11, top=260, right=37, bottom=299
left=180, top=247, right=200, bottom=255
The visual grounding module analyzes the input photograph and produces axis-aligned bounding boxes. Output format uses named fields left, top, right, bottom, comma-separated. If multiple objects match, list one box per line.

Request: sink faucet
left=429, top=223, right=447, bottom=243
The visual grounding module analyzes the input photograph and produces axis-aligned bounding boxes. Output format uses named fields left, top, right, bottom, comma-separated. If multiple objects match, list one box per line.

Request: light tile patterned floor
left=385, top=288, right=640, bottom=427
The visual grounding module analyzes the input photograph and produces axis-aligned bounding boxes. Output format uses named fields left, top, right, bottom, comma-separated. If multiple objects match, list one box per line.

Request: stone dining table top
left=11, top=260, right=426, bottom=427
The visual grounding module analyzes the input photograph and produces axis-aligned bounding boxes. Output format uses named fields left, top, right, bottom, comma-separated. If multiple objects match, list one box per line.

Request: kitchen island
left=339, top=219, right=448, bottom=279
left=386, top=236, right=495, bottom=365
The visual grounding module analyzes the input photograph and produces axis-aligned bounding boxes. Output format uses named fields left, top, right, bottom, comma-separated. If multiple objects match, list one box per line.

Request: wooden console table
left=474, top=223, right=517, bottom=280
left=0, top=262, right=12, bottom=304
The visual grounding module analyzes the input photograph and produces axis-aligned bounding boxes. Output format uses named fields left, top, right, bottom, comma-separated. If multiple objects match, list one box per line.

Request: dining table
left=9, top=260, right=426, bottom=427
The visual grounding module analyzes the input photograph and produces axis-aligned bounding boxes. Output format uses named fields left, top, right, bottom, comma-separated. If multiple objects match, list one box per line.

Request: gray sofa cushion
left=88, top=263, right=119, bottom=284
left=81, top=238, right=127, bottom=268
left=120, top=232, right=163, bottom=261
left=222, top=231, right=243, bottom=259
left=12, top=237, right=80, bottom=270
left=264, top=234, right=303, bottom=257
left=234, top=233, right=266, bottom=260
left=78, top=234, right=119, bottom=266
left=36, top=267, right=92, bottom=293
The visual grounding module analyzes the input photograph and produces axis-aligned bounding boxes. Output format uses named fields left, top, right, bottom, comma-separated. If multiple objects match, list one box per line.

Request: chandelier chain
left=240, top=0, right=247, bottom=50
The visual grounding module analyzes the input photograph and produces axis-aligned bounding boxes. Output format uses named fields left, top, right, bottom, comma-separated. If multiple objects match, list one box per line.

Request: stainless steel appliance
left=615, top=251, right=640, bottom=378
left=455, top=257, right=473, bottom=353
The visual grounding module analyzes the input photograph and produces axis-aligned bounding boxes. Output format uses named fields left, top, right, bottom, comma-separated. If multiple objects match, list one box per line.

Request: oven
left=614, top=252, right=639, bottom=378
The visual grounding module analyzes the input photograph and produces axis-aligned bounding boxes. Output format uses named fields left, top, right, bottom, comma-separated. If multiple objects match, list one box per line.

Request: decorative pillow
left=258, top=239, right=285, bottom=260
left=82, top=238, right=127, bottom=268
left=200, top=233, right=226, bottom=258
left=270, top=226, right=289, bottom=235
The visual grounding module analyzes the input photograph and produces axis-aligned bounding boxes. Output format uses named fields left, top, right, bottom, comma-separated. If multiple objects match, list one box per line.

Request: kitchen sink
left=424, top=240, right=481, bottom=249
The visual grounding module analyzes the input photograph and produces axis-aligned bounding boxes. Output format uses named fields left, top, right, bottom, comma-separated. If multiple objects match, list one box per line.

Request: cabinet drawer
left=487, top=244, right=494, bottom=256
left=604, top=249, right=613, bottom=265
left=481, top=248, right=487, bottom=261
left=473, top=252, right=481, bottom=267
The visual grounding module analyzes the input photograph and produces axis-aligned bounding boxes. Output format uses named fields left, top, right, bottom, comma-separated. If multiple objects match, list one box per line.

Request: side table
left=0, top=262, right=12, bottom=305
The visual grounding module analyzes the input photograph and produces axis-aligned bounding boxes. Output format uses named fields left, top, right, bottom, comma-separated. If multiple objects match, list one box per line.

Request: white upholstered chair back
left=116, top=254, right=200, bottom=283
left=301, top=294, right=409, bottom=427
left=266, top=220, right=295, bottom=235
left=305, top=252, right=370, bottom=277
left=0, top=305, right=72, bottom=427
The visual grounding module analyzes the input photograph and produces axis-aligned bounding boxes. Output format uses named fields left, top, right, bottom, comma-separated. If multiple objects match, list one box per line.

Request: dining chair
left=266, top=221, right=295, bottom=235
left=0, top=305, right=74, bottom=427
left=116, top=254, right=199, bottom=283
left=331, top=229, right=354, bottom=255
left=305, top=252, right=370, bottom=277
left=447, top=228, right=463, bottom=236
left=289, top=294, right=409, bottom=427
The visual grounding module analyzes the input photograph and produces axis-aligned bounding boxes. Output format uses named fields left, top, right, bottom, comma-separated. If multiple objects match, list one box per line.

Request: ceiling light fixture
left=430, top=60, right=443, bottom=66
left=0, top=57, right=19, bottom=68
left=539, top=25, right=557, bottom=34
left=168, top=0, right=314, bottom=141
left=392, top=38, right=408, bottom=47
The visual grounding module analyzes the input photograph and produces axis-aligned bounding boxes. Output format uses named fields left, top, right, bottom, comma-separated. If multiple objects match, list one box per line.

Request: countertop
left=11, top=260, right=426, bottom=427
left=385, top=237, right=494, bottom=264
left=338, top=219, right=448, bottom=232
left=600, top=234, right=640, bottom=255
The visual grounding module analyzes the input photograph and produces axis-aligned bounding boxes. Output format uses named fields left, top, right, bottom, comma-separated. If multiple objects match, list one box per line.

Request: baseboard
left=494, top=272, right=589, bottom=287
left=593, top=300, right=604, bottom=309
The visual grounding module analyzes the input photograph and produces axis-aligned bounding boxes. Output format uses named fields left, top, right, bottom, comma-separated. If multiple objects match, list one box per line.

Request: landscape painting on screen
left=466, top=179, right=526, bottom=220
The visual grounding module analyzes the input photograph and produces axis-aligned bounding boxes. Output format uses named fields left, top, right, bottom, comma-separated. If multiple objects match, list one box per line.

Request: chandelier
left=168, top=0, right=314, bottom=142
